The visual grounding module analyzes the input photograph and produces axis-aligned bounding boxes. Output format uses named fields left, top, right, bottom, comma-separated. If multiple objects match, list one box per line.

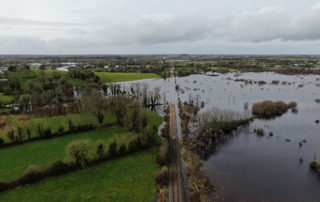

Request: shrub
left=17, top=126, right=23, bottom=141
left=18, top=165, right=43, bottom=184
left=288, top=101, right=297, bottom=109
left=155, top=140, right=169, bottom=167
left=7, top=129, right=15, bottom=143
left=26, top=127, right=32, bottom=140
left=118, top=143, right=127, bottom=156
left=37, top=123, right=44, bottom=137
left=66, top=139, right=92, bottom=167
left=108, top=139, right=118, bottom=157
left=97, top=112, right=104, bottom=124
left=58, top=125, right=65, bottom=135
left=44, top=127, right=52, bottom=138
left=97, top=144, right=104, bottom=159
left=310, top=161, right=320, bottom=173
left=0, top=137, right=4, bottom=144
left=252, top=101, right=297, bottom=118
left=254, top=128, right=264, bottom=136
left=46, top=160, right=71, bottom=175
left=68, top=119, right=74, bottom=131
left=141, top=124, right=158, bottom=147
left=155, top=166, right=169, bottom=188
left=128, top=137, right=142, bottom=152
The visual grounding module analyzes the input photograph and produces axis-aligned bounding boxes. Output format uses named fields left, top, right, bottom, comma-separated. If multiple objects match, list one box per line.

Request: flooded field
left=120, top=72, right=320, bottom=201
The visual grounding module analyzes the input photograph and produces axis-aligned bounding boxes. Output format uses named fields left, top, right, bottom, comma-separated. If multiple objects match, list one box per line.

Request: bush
left=58, top=125, right=65, bottom=135
left=7, top=129, right=15, bottom=143
left=128, top=137, right=142, bottom=152
left=118, top=143, right=127, bottom=156
left=46, top=160, right=71, bottom=176
left=141, top=124, right=158, bottom=147
left=310, top=161, right=320, bottom=173
left=252, top=101, right=297, bottom=118
left=254, top=128, right=264, bottom=136
left=68, top=119, right=74, bottom=131
left=97, top=112, right=104, bottom=124
left=97, top=144, right=104, bottom=159
left=44, top=127, right=52, bottom=138
left=18, top=165, right=43, bottom=184
left=37, top=123, right=44, bottom=137
left=288, top=101, right=297, bottom=108
left=26, top=127, right=32, bottom=140
left=17, top=126, right=23, bottom=141
left=0, top=137, right=4, bottom=144
left=155, top=166, right=169, bottom=188
left=108, top=139, right=118, bottom=157
left=156, top=140, right=169, bottom=167
left=66, top=139, right=92, bottom=167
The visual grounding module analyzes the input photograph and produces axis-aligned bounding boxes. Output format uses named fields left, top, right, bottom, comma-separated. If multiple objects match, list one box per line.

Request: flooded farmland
left=120, top=72, right=320, bottom=201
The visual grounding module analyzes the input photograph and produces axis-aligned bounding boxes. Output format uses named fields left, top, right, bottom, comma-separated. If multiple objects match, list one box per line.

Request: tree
left=39, top=65, right=46, bottom=70
left=83, top=90, right=106, bottom=124
left=24, top=64, right=30, bottom=70
left=18, top=94, right=33, bottom=111
left=66, top=139, right=91, bottom=167
left=26, top=127, right=32, bottom=140
left=118, top=143, right=127, bottom=156
left=7, top=129, right=15, bottom=143
left=17, top=126, right=23, bottom=141
left=108, top=139, right=117, bottom=157
left=107, top=95, right=131, bottom=125
left=97, top=144, right=104, bottom=159
left=8, top=65, right=17, bottom=72
left=97, top=112, right=104, bottom=125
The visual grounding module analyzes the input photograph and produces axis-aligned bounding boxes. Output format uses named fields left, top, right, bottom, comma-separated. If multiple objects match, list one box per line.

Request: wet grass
left=0, top=147, right=159, bottom=202
left=95, top=72, right=160, bottom=83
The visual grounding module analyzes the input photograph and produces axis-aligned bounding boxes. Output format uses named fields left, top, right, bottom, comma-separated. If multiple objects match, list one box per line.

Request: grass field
left=95, top=72, right=160, bottom=83
left=0, top=148, right=159, bottom=202
left=0, top=111, right=162, bottom=182
left=0, top=127, right=133, bottom=182
left=0, top=93, right=14, bottom=105
left=0, top=113, right=116, bottom=142
left=149, top=111, right=163, bottom=128
left=0, top=112, right=117, bottom=142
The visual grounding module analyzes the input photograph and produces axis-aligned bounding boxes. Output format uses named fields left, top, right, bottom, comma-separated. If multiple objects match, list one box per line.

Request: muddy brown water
left=119, top=72, right=320, bottom=202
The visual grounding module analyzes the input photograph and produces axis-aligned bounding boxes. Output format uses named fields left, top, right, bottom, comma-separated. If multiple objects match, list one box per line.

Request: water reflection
left=118, top=72, right=320, bottom=201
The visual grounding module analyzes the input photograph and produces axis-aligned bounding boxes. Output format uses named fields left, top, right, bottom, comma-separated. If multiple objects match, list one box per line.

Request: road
left=169, top=104, right=184, bottom=202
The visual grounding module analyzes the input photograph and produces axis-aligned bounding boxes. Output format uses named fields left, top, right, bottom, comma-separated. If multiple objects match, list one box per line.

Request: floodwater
left=119, top=72, right=320, bottom=202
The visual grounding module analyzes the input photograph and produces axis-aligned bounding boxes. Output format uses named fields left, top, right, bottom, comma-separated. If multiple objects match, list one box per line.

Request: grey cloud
left=1, top=1, right=320, bottom=54
left=96, top=14, right=212, bottom=45
left=222, top=3, right=320, bottom=42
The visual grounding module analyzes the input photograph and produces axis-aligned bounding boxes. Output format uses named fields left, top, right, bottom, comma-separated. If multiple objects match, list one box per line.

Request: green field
left=95, top=72, right=160, bottom=83
left=0, top=148, right=159, bottom=202
left=149, top=111, right=163, bottom=128
left=0, top=112, right=117, bottom=142
left=0, top=93, right=14, bottom=105
left=0, top=127, right=133, bottom=182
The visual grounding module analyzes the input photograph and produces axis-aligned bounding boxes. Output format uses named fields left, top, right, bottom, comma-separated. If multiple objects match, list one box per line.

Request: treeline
left=178, top=100, right=215, bottom=201
left=103, top=83, right=163, bottom=111
left=69, top=68, right=98, bottom=82
left=154, top=107, right=170, bottom=201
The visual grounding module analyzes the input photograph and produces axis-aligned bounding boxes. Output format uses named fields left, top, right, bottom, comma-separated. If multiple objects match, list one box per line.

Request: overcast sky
left=1, top=0, right=320, bottom=54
